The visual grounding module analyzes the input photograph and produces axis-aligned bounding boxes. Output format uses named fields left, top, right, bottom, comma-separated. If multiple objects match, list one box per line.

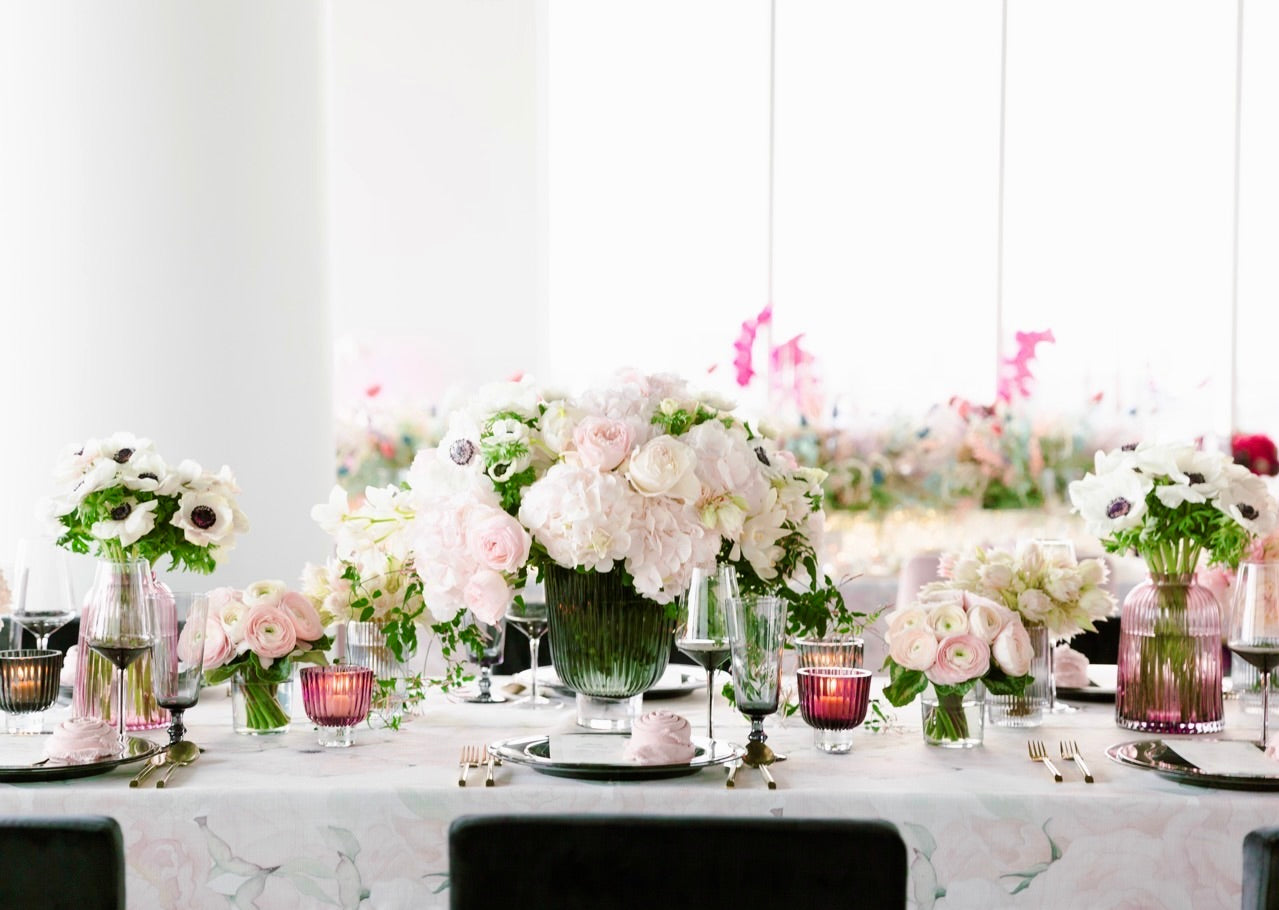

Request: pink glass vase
left=1116, top=571, right=1223, bottom=734
left=73, top=559, right=175, bottom=731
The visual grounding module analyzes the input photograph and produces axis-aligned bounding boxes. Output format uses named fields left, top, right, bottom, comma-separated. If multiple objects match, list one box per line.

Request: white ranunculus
left=889, top=628, right=938, bottom=672
left=886, top=607, right=930, bottom=644
left=966, top=598, right=1010, bottom=643
left=992, top=621, right=1035, bottom=677
left=244, top=580, right=287, bottom=607
left=926, top=602, right=969, bottom=638
left=90, top=498, right=158, bottom=547
left=626, top=436, right=701, bottom=502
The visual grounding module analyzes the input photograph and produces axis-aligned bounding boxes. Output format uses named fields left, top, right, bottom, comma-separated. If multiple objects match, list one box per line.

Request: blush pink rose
left=241, top=603, right=298, bottom=666
left=464, top=569, right=511, bottom=625
left=926, top=634, right=990, bottom=686
left=465, top=507, right=532, bottom=574
left=279, top=591, right=325, bottom=642
left=202, top=616, right=235, bottom=669
left=572, top=416, right=635, bottom=471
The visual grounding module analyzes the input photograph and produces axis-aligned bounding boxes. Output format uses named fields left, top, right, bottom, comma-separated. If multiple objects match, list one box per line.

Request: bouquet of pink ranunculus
left=202, top=580, right=332, bottom=732
left=881, top=590, right=1035, bottom=742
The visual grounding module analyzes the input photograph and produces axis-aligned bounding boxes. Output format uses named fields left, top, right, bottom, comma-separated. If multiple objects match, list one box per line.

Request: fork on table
left=1027, top=740, right=1063, bottom=782
left=1060, top=740, right=1094, bottom=783
left=458, top=745, right=483, bottom=787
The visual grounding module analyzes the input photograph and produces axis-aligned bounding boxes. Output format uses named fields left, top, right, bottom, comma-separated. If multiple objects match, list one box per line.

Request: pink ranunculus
left=177, top=616, right=206, bottom=666
left=965, top=598, right=1011, bottom=644
left=465, top=507, right=532, bottom=574
left=889, top=628, right=939, bottom=672
left=207, top=586, right=239, bottom=620
left=279, top=590, right=325, bottom=643
left=926, top=634, right=991, bottom=686
left=992, top=620, right=1035, bottom=677
left=202, top=616, right=235, bottom=669
left=241, top=603, right=298, bottom=666
left=464, top=569, right=511, bottom=625
left=572, top=416, right=634, bottom=471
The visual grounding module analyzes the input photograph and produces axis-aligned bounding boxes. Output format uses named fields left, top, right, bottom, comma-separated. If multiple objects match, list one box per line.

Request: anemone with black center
left=139, top=472, right=159, bottom=483
left=754, top=446, right=770, bottom=467
left=1187, top=472, right=1206, bottom=485
left=1239, top=503, right=1260, bottom=521
left=1105, top=498, right=1131, bottom=520
left=112, top=448, right=134, bottom=464
left=449, top=439, right=477, bottom=466
left=191, top=505, right=218, bottom=530
left=110, top=503, right=132, bottom=521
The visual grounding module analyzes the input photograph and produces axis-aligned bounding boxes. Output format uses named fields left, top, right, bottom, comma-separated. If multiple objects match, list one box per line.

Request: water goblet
left=10, top=538, right=78, bottom=650
left=301, top=665, right=374, bottom=747
left=676, top=564, right=738, bottom=739
left=728, top=594, right=789, bottom=768
left=85, top=561, right=155, bottom=752
left=463, top=615, right=508, bottom=704
left=0, top=649, right=64, bottom=734
left=797, top=667, right=872, bottom=753
left=150, top=593, right=210, bottom=745
left=1229, top=561, right=1279, bottom=748
left=506, top=596, right=560, bottom=710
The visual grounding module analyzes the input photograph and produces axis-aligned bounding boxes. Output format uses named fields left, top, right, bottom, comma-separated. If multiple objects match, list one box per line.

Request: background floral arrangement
left=43, top=431, right=248, bottom=573
left=335, top=401, right=444, bottom=495
left=921, top=541, right=1117, bottom=640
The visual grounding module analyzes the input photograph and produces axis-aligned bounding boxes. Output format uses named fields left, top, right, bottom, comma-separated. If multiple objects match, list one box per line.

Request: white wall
left=0, top=1, right=332, bottom=593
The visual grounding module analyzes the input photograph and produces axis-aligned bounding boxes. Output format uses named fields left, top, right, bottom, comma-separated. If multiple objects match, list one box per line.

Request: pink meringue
left=623, top=710, right=696, bottom=765
left=1053, top=645, right=1090, bottom=689
left=43, top=717, right=121, bottom=764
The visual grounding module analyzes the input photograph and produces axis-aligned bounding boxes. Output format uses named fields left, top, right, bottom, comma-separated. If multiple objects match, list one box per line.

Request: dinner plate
left=1105, top=739, right=1279, bottom=791
left=1056, top=665, right=1117, bottom=702
left=516, top=666, right=707, bottom=700
left=490, top=734, right=744, bottom=781
left=0, top=735, right=163, bottom=783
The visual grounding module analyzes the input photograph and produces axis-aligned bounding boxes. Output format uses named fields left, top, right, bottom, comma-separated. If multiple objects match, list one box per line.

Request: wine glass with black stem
left=1229, top=561, right=1279, bottom=749
left=676, top=564, right=738, bottom=739
left=11, top=538, right=78, bottom=650
left=151, top=592, right=210, bottom=744
left=86, top=561, right=155, bottom=751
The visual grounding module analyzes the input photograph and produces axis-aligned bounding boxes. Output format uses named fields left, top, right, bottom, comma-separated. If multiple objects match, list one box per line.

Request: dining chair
left=448, top=814, right=908, bottom=909
left=0, top=815, right=126, bottom=909
left=1244, top=826, right=1279, bottom=910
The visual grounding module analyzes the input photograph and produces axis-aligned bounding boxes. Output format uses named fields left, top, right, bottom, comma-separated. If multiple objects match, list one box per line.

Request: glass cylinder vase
left=1116, top=571, right=1223, bottom=734
left=344, top=621, right=419, bottom=726
left=73, top=559, right=175, bottom=731
left=543, top=563, right=672, bottom=731
left=230, top=664, right=294, bottom=735
left=987, top=623, right=1050, bottom=727
left=921, top=683, right=984, bottom=748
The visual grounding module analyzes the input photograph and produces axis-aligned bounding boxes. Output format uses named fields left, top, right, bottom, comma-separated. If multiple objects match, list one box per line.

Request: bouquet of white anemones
left=42, top=432, right=248, bottom=573
left=1068, top=442, right=1277, bottom=573
left=923, top=542, right=1116, bottom=641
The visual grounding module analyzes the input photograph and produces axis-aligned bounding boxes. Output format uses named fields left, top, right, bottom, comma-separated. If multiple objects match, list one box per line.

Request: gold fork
left=1028, top=740, right=1063, bottom=782
left=482, top=745, right=497, bottom=787
left=1060, top=740, right=1094, bottom=783
left=458, top=745, right=481, bottom=787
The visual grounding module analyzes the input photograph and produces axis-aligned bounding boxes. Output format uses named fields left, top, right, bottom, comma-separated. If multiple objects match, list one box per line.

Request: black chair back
left=0, top=815, right=125, bottom=910
left=1245, top=826, right=1279, bottom=910
left=449, top=814, right=907, bottom=910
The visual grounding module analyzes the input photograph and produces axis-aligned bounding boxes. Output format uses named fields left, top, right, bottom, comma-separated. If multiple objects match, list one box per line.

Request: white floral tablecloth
left=4, top=679, right=1276, bottom=910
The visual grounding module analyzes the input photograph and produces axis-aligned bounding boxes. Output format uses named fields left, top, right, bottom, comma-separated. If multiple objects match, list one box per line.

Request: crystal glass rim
left=0, top=649, right=63, bottom=663
left=796, top=666, right=871, bottom=680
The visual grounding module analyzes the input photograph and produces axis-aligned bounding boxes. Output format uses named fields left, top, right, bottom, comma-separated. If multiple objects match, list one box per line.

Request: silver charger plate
left=490, top=734, right=744, bottom=781
left=0, top=735, right=162, bottom=783
left=1105, top=739, right=1279, bottom=791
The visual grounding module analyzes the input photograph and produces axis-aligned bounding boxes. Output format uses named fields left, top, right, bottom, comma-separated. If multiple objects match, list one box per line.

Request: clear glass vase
left=921, top=683, right=984, bottom=748
left=344, top=621, right=420, bottom=726
left=1116, top=571, right=1223, bottom=734
left=543, top=563, right=672, bottom=730
left=73, top=559, right=175, bottom=731
left=987, top=623, right=1050, bottom=727
left=230, top=664, right=294, bottom=735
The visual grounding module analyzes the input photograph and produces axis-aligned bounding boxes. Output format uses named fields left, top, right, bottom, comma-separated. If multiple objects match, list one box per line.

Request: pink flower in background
left=992, top=621, right=1035, bottom=676
left=463, top=570, right=511, bottom=625
left=465, top=507, right=531, bottom=574
left=279, top=591, right=325, bottom=641
left=202, top=617, right=234, bottom=669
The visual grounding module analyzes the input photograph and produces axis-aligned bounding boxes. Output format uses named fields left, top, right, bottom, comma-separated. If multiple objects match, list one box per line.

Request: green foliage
left=650, top=402, right=721, bottom=437
left=882, top=658, right=930, bottom=707
left=54, top=486, right=220, bottom=574
left=1100, top=481, right=1255, bottom=571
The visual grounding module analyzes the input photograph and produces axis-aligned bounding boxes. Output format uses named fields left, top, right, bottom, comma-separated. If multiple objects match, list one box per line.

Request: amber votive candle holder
left=300, top=665, right=374, bottom=748
left=0, top=649, right=64, bottom=735
left=797, top=667, right=872, bottom=754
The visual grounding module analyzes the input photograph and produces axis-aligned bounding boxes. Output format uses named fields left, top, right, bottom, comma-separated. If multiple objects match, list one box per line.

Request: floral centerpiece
left=40, top=431, right=247, bottom=729
left=881, top=591, right=1035, bottom=745
left=202, top=581, right=331, bottom=733
left=1068, top=441, right=1279, bottom=732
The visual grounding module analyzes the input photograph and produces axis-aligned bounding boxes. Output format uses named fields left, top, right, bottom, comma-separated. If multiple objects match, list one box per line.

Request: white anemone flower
left=171, top=490, right=236, bottom=547
left=100, top=431, right=155, bottom=466
left=121, top=451, right=169, bottom=493
left=1068, top=468, right=1153, bottom=538
left=1155, top=449, right=1227, bottom=508
left=1214, top=466, right=1279, bottom=536
left=90, top=498, right=159, bottom=547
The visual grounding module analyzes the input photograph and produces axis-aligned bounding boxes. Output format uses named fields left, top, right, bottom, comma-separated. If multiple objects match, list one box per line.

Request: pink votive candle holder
left=797, top=667, right=872, bottom=754
left=300, top=665, right=374, bottom=748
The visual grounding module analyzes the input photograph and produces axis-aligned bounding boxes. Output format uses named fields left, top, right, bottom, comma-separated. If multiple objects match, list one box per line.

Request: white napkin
left=1164, top=740, right=1279, bottom=775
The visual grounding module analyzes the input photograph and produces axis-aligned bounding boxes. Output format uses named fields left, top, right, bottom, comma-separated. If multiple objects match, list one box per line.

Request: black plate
left=1055, top=683, right=1116, bottom=702
left=1106, top=739, right=1279, bottom=791
left=0, top=736, right=162, bottom=783
left=491, top=734, right=743, bottom=781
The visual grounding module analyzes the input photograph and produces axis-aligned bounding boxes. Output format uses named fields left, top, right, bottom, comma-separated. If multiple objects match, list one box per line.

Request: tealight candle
left=797, top=667, right=872, bottom=754
left=0, top=649, right=64, bottom=735
left=300, top=665, right=374, bottom=748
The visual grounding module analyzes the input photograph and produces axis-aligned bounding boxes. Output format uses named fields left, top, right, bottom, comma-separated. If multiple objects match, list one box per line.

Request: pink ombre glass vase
left=73, top=559, right=175, bottom=731
left=301, top=665, right=374, bottom=748
left=1116, top=571, right=1223, bottom=734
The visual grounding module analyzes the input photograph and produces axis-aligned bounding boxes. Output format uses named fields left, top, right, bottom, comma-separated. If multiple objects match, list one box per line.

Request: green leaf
left=882, top=660, right=928, bottom=707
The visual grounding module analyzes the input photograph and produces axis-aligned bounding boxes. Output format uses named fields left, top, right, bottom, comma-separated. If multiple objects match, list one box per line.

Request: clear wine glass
left=11, top=538, right=78, bottom=650
left=506, top=596, right=560, bottom=710
left=463, top=614, right=508, bottom=704
left=1229, top=561, right=1279, bottom=748
left=728, top=593, right=789, bottom=768
left=676, top=564, right=737, bottom=739
left=85, top=561, right=155, bottom=751
left=151, top=592, right=210, bottom=745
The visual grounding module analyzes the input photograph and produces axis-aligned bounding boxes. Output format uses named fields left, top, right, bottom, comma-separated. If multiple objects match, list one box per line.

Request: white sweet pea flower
left=89, top=497, right=158, bottom=547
